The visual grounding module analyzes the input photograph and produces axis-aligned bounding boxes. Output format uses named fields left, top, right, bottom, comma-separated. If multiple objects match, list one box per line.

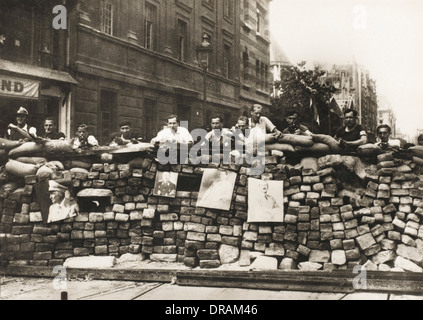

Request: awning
left=0, top=58, right=78, bottom=85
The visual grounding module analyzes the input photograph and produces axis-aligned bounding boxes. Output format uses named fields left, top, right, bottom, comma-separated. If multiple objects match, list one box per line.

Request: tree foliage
left=271, top=62, right=337, bottom=134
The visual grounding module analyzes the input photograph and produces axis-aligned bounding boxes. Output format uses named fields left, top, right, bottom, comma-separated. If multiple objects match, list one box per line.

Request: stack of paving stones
left=1, top=151, right=423, bottom=273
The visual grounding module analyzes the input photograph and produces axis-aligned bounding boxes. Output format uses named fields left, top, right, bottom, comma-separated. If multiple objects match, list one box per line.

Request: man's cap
left=16, top=107, right=29, bottom=115
left=48, top=180, right=68, bottom=193
left=119, top=120, right=132, bottom=128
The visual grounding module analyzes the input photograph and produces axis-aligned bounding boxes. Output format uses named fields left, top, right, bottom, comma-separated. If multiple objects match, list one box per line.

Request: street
left=1, top=276, right=423, bottom=301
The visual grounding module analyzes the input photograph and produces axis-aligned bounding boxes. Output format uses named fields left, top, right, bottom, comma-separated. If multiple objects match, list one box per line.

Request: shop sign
left=0, top=75, right=40, bottom=98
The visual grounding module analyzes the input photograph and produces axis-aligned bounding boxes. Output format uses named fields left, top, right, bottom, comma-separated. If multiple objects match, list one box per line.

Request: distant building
left=270, top=33, right=291, bottom=82
left=269, top=33, right=291, bottom=98
left=317, top=61, right=378, bottom=134
left=378, top=96, right=397, bottom=136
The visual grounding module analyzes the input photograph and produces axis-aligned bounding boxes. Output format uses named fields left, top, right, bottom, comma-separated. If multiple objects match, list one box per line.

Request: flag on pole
left=310, top=96, right=320, bottom=125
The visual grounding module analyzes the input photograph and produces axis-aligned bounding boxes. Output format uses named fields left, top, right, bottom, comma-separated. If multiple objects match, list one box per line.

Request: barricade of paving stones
left=1, top=152, right=423, bottom=273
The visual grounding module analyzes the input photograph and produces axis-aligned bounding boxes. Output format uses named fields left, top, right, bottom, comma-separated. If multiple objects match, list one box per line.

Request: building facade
left=239, top=0, right=272, bottom=115
left=0, top=0, right=77, bottom=139
left=0, top=0, right=272, bottom=144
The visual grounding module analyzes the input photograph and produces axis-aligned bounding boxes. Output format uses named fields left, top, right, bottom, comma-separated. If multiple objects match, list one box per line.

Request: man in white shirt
left=6, top=107, right=37, bottom=141
left=249, top=104, right=283, bottom=144
left=202, top=116, right=232, bottom=154
left=375, top=124, right=401, bottom=150
left=47, top=180, right=79, bottom=224
left=151, top=115, right=194, bottom=146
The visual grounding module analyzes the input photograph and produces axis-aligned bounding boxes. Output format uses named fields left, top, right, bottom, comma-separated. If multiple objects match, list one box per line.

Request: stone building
left=0, top=0, right=273, bottom=144
left=239, top=0, right=273, bottom=115
left=0, top=0, right=77, bottom=139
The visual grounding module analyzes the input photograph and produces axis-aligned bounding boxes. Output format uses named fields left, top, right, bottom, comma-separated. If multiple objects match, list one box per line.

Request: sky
left=270, top=0, right=423, bottom=140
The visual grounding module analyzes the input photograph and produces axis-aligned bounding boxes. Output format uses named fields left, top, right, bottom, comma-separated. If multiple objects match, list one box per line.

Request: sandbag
left=8, top=142, right=43, bottom=158
left=357, top=144, right=383, bottom=157
left=0, top=138, right=23, bottom=151
left=410, top=146, right=423, bottom=159
left=5, top=159, right=38, bottom=178
left=46, top=161, right=65, bottom=171
left=265, top=143, right=295, bottom=153
left=42, top=140, right=74, bottom=154
left=312, top=134, right=342, bottom=153
left=295, top=143, right=331, bottom=154
left=70, top=167, right=90, bottom=174
left=109, top=142, right=155, bottom=154
left=413, top=156, right=423, bottom=166
left=278, top=134, right=314, bottom=147
left=15, top=157, right=48, bottom=166
left=0, top=150, right=7, bottom=165
left=36, top=165, right=54, bottom=181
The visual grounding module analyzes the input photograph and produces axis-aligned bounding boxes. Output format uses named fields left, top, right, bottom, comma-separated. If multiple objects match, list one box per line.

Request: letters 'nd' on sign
left=0, top=75, right=40, bottom=98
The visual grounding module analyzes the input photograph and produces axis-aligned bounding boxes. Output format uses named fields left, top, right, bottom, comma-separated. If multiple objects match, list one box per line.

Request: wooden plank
left=3, top=266, right=423, bottom=295
left=0, top=266, right=176, bottom=283
left=175, top=270, right=423, bottom=294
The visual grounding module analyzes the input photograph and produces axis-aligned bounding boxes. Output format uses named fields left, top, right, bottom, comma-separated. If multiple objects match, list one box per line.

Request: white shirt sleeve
left=179, top=127, right=193, bottom=144
left=88, top=135, right=99, bottom=146
left=29, top=127, right=37, bottom=136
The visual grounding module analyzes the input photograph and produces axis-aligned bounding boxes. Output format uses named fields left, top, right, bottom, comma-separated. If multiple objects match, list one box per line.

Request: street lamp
left=196, top=33, right=213, bottom=124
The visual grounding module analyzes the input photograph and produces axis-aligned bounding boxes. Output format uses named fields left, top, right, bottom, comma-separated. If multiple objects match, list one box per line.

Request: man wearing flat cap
left=47, top=180, right=79, bottom=224
left=109, top=120, right=142, bottom=146
left=5, top=107, right=37, bottom=141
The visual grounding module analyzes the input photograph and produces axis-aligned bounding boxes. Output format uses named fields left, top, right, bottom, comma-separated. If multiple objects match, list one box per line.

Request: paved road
left=1, top=276, right=423, bottom=301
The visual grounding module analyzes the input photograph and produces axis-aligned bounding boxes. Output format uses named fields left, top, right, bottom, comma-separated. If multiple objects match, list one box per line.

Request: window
left=102, top=1, right=113, bottom=35
left=144, top=3, right=157, bottom=50
left=224, top=0, right=234, bottom=20
left=261, top=62, right=265, bottom=90
left=243, top=51, right=249, bottom=81
left=223, top=44, right=231, bottom=79
left=256, top=8, right=262, bottom=34
left=265, top=64, right=269, bottom=90
left=256, top=60, right=260, bottom=86
left=177, top=19, right=188, bottom=61
left=243, top=0, right=249, bottom=21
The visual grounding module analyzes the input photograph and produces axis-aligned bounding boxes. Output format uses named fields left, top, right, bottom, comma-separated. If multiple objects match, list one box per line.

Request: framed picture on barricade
left=153, top=171, right=179, bottom=198
left=248, top=178, right=284, bottom=223
left=196, top=168, right=237, bottom=211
